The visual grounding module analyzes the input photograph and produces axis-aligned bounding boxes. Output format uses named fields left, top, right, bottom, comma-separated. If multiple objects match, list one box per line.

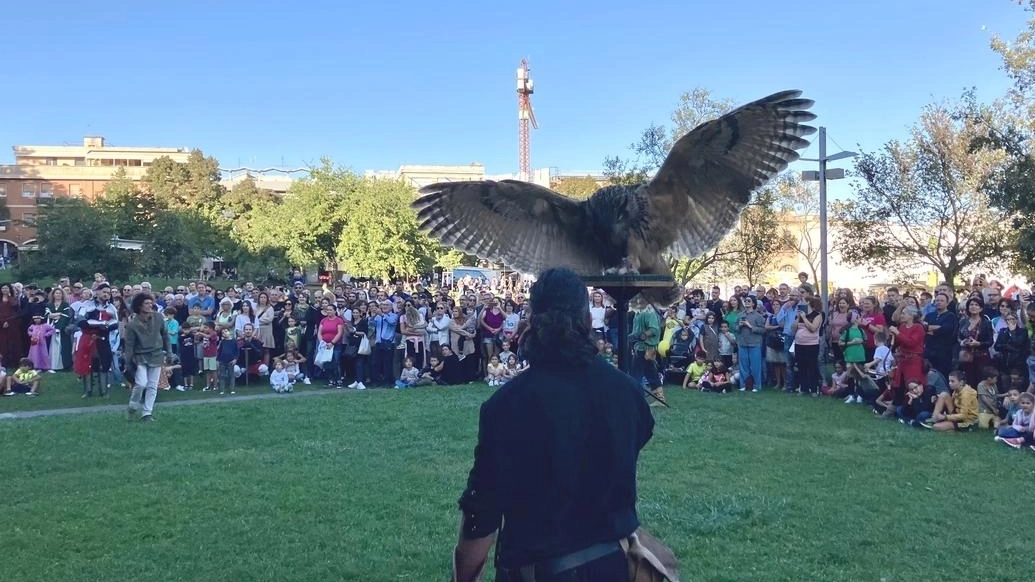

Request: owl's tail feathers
left=629, top=284, right=683, bottom=311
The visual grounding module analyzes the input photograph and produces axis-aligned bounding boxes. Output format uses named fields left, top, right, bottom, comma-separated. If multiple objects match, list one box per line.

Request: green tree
left=143, top=149, right=225, bottom=211
left=967, top=2, right=1035, bottom=277
left=246, top=160, right=356, bottom=271
left=137, top=209, right=221, bottom=278
left=834, top=103, right=1012, bottom=285
left=721, top=188, right=781, bottom=286
left=336, top=178, right=441, bottom=280
left=17, top=199, right=134, bottom=281
left=551, top=175, right=601, bottom=200
left=97, top=167, right=159, bottom=240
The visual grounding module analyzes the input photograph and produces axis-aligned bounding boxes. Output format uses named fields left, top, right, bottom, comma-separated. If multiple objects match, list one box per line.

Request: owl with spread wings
left=411, top=90, right=816, bottom=304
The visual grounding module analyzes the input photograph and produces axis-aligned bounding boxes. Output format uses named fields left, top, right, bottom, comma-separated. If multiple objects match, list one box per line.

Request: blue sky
left=1, top=0, right=1028, bottom=187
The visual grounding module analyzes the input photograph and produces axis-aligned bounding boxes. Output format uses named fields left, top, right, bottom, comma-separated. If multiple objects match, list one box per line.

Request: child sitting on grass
left=498, top=341, right=515, bottom=370
left=270, top=360, right=292, bottom=393
left=681, top=352, right=708, bottom=390
left=976, top=366, right=1002, bottom=430
left=418, top=355, right=445, bottom=386
left=994, top=392, right=1035, bottom=449
left=821, top=362, right=850, bottom=398
left=922, top=371, right=979, bottom=432
left=699, top=360, right=733, bottom=394
left=2, top=358, right=39, bottom=397
left=485, top=355, right=505, bottom=387
left=395, top=357, right=420, bottom=389
left=896, top=380, right=934, bottom=427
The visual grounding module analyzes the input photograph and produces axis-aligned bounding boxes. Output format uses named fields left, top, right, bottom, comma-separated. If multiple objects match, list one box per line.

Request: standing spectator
left=958, top=298, right=994, bottom=388
left=254, top=292, right=276, bottom=366
left=993, top=312, right=1028, bottom=381
left=0, top=284, right=24, bottom=364
left=45, top=287, right=73, bottom=371
left=124, top=293, right=171, bottom=422
left=857, top=296, right=887, bottom=363
left=370, top=303, right=399, bottom=387
left=736, top=296, right=768, bottom=392
left=793, top=297, right=824, bottom=396
left=888, top=306, right=926, bottom=402
left=827, top=297, right=857, bottom=364
left=923, top=292, right=958, bottom=378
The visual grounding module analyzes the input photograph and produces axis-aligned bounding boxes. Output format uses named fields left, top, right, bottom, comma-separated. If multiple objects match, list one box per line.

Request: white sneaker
left=356, top=382, right=367, bottom=390
left=303, top=378, right=311, bottom=385
left=46, top=370, right=56, bottom=374
left=347, top=381, right=359, bottom=389
left=843, top=395, right=854, bottom=404
left=175, top=385, right=186, bottom=392
left=738, top=387, right=746, bottom=392
left=855, top=395, right=864, bottom=404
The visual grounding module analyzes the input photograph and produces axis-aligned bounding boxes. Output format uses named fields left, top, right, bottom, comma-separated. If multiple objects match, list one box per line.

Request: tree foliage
left=965, top=2, right=1035, bottom=278
left=143, top=150, right=225, bottom=211
left=551, top=175, right=601, bottom=200
left=833, top=103, right=1012, bottom=285
left=17, top=199, right=134, bottom=282
left=721, top=188, right=781, bottom=286
left=772, top=175, right=821, bottom=284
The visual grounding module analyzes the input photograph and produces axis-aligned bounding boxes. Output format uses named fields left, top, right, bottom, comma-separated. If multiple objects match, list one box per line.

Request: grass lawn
left=0, top=384, right=1030, bottom=582
left=0, top=370, right=328, bottom=412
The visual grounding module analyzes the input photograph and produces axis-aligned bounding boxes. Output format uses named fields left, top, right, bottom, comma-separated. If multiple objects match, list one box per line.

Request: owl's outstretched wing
left=645, top=89, right=817, bottom=258
left=411, top=180, right=604, bottom=275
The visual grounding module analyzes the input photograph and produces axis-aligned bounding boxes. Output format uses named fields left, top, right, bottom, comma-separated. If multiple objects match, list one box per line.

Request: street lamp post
left=800, top=127, right=856, bottom=315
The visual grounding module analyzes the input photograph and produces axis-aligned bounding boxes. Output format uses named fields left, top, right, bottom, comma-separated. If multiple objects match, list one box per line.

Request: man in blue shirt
left=775, top=289, right=803, bottom=392
left=370, top=303, right=399, bottom=386
left=187, top=287, right=215, bottom=321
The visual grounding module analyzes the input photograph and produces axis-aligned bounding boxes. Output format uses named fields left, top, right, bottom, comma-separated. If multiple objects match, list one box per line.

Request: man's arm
left=453, top=404, right=502, bottom=582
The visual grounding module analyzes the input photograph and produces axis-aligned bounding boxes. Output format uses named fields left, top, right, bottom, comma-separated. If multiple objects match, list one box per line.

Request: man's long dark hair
left=522, top=267, right=597, bottom=370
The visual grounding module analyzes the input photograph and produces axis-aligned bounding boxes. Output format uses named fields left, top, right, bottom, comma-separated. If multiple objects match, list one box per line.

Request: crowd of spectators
left=623, top=272, right=1035, bottom=451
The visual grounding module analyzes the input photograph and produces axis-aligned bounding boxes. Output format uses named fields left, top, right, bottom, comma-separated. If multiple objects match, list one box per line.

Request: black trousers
left=497, top=550, right=628, bottom=582
left=795, top=344, right=820, bottom=394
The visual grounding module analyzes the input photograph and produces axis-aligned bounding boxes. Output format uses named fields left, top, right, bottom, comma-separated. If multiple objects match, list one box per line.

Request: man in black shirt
left=452, top=267, right=656, bottom=582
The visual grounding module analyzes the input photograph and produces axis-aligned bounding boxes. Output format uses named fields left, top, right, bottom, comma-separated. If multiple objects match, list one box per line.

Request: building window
left=0, top=185, right=5, bottom=198
left=69, top=184, right=82, bottom=197
left=45, top=158, right=57, bottom=166
left=39, top=183, right=53, bottom=197
left=22, top=213, right=36, bottom=226
left=21, top=183, right=36, bottom=198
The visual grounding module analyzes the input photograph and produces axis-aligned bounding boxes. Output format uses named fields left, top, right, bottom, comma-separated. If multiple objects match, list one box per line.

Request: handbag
left=343, top=342, right=359, bottom=357
left=357, top=336, right=371, bottom=356
left=766, top=332, right=785, bottom=351
left=622, top=528, right=681, bottom=582
left=958, top=347, right=973, bottom=364
left=313, top=341, right=333, bottom=366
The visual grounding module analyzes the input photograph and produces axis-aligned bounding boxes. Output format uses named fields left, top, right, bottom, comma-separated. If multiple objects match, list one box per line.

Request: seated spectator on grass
left=821, top=362, right=850, bottom=398
left=681, top=352, right=708, bottom=390
left=699, top=360, right=734, bottom=393
left=994, top=392, right=1035, bottom=449
left=396, top=357, right=421, bottom=389
left=3, top=358, right=40, bottom=396
left=976, top=366, right=1002, bottom=430
left=896, top=381, right=935, bottom=427
left=270, top=360, right=292, bottom=393
left=922, top=371, right=979, bottom=432
left=418, top=355, right=445, bottom=386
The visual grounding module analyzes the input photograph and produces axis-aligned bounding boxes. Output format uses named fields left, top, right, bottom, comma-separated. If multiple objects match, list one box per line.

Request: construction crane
left=516, top=59, right=538, bottom=183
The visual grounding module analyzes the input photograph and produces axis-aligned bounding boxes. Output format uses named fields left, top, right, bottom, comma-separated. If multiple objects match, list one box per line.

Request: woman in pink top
left=827, top=297, right=856, bottom=364
left=479, top=298, right=505, bottom=377
left=794, top=296, right=825, bottom=396
left=317, top=305, right=345, bottom=387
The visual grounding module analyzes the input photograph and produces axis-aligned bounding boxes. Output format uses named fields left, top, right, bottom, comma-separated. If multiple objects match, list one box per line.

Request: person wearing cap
left=452, top=267, right=656, bottom=582
left=124, top=292, right=171, bottom=422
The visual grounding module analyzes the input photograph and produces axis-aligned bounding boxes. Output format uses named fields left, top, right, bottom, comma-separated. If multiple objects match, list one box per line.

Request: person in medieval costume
left=26, top=314, right=55, bottom=371
left=75, top=284, right=118, bottom=397
left=45, top=287, right=74, bottom=370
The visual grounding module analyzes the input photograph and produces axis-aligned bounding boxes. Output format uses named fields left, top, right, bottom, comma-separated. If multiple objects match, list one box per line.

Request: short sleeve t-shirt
left=319, top=316, right=344, bottom=344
